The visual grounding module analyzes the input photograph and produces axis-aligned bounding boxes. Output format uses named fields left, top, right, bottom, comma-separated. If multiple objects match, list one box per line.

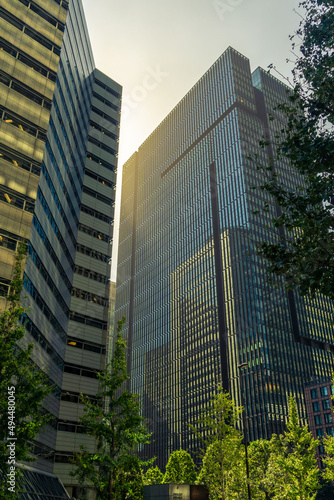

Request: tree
left=197, top=438, right=245, bottom=500
left=248, top=436, right=282, bottom=499
left=268, top=396, right=320, bottom=500
left=162, top=450, right=197, bottom=484
left=322, top=434, right=334, bottom=482
left=144, top=466, right=164, bottom=485
left=71, top=317, right=152, bottom=500
left=0, top=243, right=52, bottom=499
left=255, top=0, right=334, bottom=300
left=191, top=387, right=246, bottom=499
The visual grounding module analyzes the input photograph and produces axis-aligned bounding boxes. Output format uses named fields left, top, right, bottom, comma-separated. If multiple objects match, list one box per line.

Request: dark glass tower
left=115, top=47, right=334, bottom=467
left=0, top=0, right=121, bottom=494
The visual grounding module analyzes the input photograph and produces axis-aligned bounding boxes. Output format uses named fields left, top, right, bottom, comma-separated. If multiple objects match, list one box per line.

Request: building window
left=319, top=444, right=325, bottom=454
left=316, top=428, right=324, bottom=438
left=311, top=388, right=318, bottom=399
left=323, top=399, right=330, bottom=410
left=325, top=413, right=332, bottom=424
left=313, top=402, right=320, bottom=413
left=326, top=427, right=334, bottom=437
left=320, top=386, right=328, bottom=397
left=315, top=415, right=322, bottom=426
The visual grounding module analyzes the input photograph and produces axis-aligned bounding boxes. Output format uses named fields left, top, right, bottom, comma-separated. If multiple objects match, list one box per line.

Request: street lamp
left=238, top=363, right=251, bottom=500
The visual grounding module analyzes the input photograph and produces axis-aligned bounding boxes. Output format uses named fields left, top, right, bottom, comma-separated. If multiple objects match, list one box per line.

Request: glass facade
left=0, top=0, right=121, bottom=493
left=116, top=47, right=334, bottom=467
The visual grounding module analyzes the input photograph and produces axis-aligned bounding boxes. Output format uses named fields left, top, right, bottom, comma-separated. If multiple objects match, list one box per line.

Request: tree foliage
left=162, top=450, right=197, bottom=485
left=144, top=466, right=164, bottom=485
left=266, top=397, right=320, bottom=500
left=248, top=436, right=282, bottom=499
left=191, top=387, right=246, bottom=499
left=322, top=434, right=334, bottom=482
left=71, top=317, right=152, bottom=500
left=0, top=243, right=52, bottom=499
left=256, top=0, right=334, bottom=300
left=197, top=438, right=245, bottom=500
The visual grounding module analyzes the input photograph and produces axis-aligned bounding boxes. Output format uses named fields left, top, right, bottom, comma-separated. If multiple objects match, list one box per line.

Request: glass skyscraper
left=115, top=46, right=334, bottom=468
left=0, top=0, right=121, bottom=495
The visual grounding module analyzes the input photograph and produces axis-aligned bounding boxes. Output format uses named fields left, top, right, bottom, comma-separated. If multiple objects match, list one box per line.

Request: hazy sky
left=80, top=0, right=302, bottom=279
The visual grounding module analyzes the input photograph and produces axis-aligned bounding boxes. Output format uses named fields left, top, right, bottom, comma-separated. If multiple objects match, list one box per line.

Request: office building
left=115, top=47, right=334, bottom=467
left=0, top=0, right=121, bottom=494
left=305, top=378, right=334, bottom=467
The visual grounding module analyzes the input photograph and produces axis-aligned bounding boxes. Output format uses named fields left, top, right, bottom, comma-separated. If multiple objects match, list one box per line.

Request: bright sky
left=81, top=0, right=301, bottom=280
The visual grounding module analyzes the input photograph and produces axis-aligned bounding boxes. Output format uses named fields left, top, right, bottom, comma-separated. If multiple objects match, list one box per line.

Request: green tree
left=191, top=387, right=246, bottom=500
left=197, top=438, right=245, bottom=500
left=144, top=466, right=164, bottom=485
left=0, top=243, right=52, bottom=499
left=248, top=436, right=282, bottom=499
left=255, top=0, right=334, bottom=300
left=71, top=317, right=152, bottom=500
left=269, top=397, right=320, bottom=500
left=322, top=434, right=334, bottom=482
left=162, top=450, right=197, bottom=484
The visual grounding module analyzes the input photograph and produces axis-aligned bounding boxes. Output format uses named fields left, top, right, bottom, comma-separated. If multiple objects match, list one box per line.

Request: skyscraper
left=115, top=46, right=334, bottom=467
left=0, top=0, right=121, bottom=494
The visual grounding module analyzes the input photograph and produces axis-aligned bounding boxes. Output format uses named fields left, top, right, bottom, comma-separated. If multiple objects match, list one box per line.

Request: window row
left=87, top=152, right=116, bottom=173
left=313, top=399, right=331, bottom=412
left=18, top=0, right=65, bottom=32
left=310, top=385, right=333, bottom=399
left=0, top=184, right=35, bottom=213
left=61, top=390, right=100, bottom=405
left=85, top=167, right=114, bottom=189
left=63, top=362, right=99, bottom=379
left=0, top=277, right=10, bottom=297
left=88, top=136, right=117, bottom=157
left=0, top=7, right=61, bottom=55
left=0, top=144, right=41, bottom=176
left=57, top=420, right=85, bottom=434
left=74, top=264, right=108, bottom=284
left=83, top=185, right=114, bottom=206
left=315, top=413, right=332, bottom=426
left=0, top=69, right=52, bottom=110
left=0, top=228, right=21, bottom=252
left=316, top=427, right=334, bottom=438
left=67, top=337, right=106, bottom=355
left=76, top=243, right=109, bottom=263
left=69, top=311, right=108, bottom=330
left=91, top=105, right=119, bottom=127
left=71, top=287, right=108, bottom=308
left=0, top=37, right=57, bottom=81
left=80, top=204, right=113, bottom=224
left=78, top=223, right=109, bottom=243
left=1, top=105, right=47, bottom=142
left=94, top=78, right=121, bottom=99
left=92, top=93, right=119, bottom=113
